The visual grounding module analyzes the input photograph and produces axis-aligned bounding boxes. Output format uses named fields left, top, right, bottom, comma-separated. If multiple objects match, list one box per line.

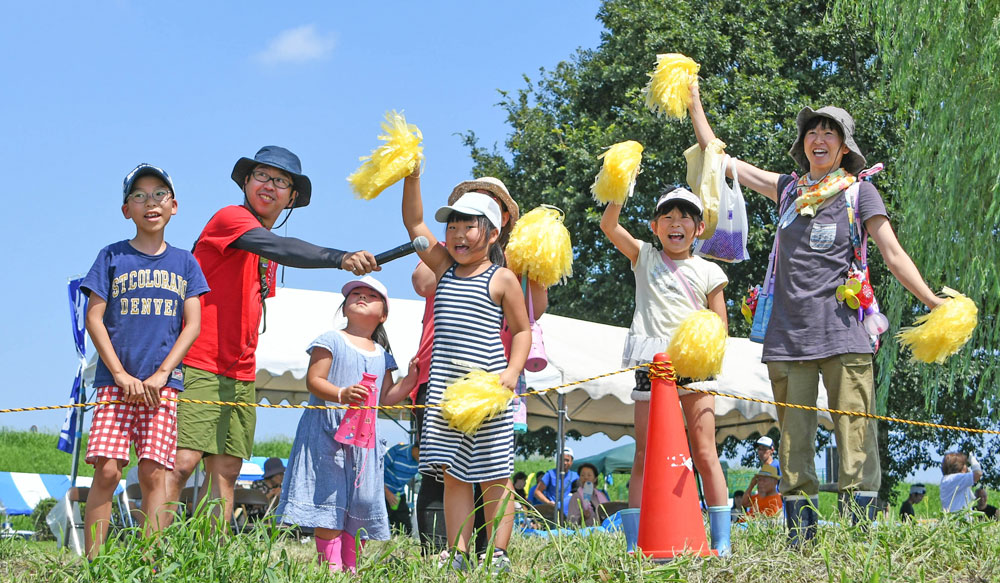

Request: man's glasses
left=127, top=189, right=173, bottom=204
left=251, top=169, right=293, bottom=190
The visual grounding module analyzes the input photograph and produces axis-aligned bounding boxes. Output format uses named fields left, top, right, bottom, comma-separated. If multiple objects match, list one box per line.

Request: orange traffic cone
left=636, top=352, right=715, bottom=559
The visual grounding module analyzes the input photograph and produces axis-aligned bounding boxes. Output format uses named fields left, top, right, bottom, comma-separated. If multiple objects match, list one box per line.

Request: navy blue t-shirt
left=81, top=240, right=210, bottom=391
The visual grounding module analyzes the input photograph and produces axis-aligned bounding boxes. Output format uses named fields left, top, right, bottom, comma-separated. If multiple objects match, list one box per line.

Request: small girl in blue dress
left=277, top=276, right=417, bottom=573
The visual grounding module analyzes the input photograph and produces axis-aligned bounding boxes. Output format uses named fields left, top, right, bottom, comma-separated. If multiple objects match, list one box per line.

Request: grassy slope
left=5, top=429, right=997, bottom=516
left=1, top=502, right=999, bottom=582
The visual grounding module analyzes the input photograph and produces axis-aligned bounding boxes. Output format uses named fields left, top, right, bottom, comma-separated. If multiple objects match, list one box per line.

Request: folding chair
left=123, top=482, right=143, bottom=527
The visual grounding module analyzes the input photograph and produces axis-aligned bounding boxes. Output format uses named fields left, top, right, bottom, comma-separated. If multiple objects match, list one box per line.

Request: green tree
left=465, top=0, right=899, bottom=331
left=831, top=0, right=1000, bottom=412
left=515, top=426, right=583, bottom=459
left=464, top=0, right=998, bottom=503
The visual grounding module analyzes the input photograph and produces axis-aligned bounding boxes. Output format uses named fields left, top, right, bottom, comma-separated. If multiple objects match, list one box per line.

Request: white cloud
left=254, top=25, right=335, bottom=65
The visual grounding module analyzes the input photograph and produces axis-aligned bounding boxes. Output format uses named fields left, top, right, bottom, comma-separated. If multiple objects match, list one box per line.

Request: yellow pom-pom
left=897, top=288, right=978, bottom=364
left=668, top=310, right=728, bottom=381
left=642, top=53, right=700, bottom=119
left=347, top=111, right=423, bottom=200
left=441, top=371, right=514, bottom=435
left=591, top=140, right=644, bottom=205
left=506, top=206, right=573, bottom=287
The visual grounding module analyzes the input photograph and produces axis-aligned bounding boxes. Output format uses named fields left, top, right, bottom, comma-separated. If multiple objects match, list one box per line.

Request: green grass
left=1, top=499, right=998, bottom=582
left=0, top=429, right=297, bottom=476
left=6, top=429, right=1000, bottom=581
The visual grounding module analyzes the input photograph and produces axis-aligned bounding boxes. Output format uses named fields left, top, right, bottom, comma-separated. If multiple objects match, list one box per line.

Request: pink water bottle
left=334, top=373, right=378, bottom=449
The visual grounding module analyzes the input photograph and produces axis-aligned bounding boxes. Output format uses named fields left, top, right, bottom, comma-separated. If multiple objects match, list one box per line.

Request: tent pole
left=556, top=392, right=566, bottom=526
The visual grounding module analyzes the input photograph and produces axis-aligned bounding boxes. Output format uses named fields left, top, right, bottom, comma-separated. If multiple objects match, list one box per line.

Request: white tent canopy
left=520, top=309, right=833, bottom=441
left=85, top=287, right=833, bottom=442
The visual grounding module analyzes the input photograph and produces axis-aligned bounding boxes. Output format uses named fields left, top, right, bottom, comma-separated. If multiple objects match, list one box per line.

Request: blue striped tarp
left=0, top=472, right=122, bottom=516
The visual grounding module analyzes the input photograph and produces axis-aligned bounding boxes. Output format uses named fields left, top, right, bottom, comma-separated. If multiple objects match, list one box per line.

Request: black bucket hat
left=262, top=457, right=285, bottom=479
left=788, top=106, right=867, bottom=176
left=231, top=145, right=312, bottom=208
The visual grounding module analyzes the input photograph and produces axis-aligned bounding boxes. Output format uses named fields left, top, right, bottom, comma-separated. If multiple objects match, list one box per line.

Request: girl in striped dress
left=402, top=168, right=530, bottom=572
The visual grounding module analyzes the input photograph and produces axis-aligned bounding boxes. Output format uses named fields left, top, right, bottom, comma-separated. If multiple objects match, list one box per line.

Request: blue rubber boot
left=708, top=506, right=731, bottom=556
left=620, top=509, right=640, bottom=552
left=784, top=496, right=818, bottom=548
left=851, top=493, right=879, bottom=527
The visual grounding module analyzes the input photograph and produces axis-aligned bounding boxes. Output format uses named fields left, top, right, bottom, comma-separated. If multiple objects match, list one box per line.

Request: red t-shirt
left=412, top=296, right=435, bottom=396
left=183, top=205, right=277, bottom=381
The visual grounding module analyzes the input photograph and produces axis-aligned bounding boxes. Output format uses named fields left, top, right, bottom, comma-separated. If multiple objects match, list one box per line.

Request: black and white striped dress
left=420, top=263, right=513, bottom=483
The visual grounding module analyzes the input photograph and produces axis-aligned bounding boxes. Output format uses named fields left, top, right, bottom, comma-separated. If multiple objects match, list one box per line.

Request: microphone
left=373, top=236, right=430, bottom=265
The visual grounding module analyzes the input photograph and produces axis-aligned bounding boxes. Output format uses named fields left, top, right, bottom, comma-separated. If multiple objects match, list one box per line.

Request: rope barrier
left=2, top=362, right=997, bottom=436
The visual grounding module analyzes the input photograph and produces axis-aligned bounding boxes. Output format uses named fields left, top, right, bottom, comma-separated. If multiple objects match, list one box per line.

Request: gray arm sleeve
left=232, top=227, right=347, bottom=269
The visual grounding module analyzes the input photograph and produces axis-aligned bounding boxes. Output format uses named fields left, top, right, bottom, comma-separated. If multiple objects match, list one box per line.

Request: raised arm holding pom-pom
left=401, top=166, right=529, bottom=566
left=687, top=80, right=946, bottom=541
left=600, top=182, right=731, bottom=554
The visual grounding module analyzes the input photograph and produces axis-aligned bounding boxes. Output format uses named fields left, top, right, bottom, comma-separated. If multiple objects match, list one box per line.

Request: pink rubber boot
left=339, top=532, right=366, bottom=573
left=315, top=535, right=343, bottom=572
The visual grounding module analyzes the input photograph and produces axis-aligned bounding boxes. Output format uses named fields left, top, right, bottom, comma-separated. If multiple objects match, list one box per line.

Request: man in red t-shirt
left=166, top=146, right=377, bottom=525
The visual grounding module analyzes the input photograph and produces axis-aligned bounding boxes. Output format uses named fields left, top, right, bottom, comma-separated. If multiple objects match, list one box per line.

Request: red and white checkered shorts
left=85, top=385, right=179, bottom=469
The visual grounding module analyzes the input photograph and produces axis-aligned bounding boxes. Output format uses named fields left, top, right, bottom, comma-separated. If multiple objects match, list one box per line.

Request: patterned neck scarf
left=794, top=168, right=856, bottom=217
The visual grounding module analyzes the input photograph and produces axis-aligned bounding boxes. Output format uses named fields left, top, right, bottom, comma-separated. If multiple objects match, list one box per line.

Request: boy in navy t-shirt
left=80, top=163, right=209, bottom=559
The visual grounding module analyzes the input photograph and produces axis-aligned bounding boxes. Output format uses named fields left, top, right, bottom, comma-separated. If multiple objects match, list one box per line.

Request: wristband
left=970, top=453, right=982, bottom=473
left=337, top=387, right=344, bottom=403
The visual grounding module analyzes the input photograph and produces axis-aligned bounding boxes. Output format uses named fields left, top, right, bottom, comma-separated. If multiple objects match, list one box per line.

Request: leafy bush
left=29, top=497, right=57, bottom=541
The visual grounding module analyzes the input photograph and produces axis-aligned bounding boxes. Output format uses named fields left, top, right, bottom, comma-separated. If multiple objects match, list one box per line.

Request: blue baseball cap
left=231, top=145, right=312, bottom=208
left=123, top=163, right=175, bottom=203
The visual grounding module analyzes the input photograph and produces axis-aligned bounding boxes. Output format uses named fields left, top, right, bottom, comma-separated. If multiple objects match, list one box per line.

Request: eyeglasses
left=251, top=169, right=293, bottom=190
left=127, top=189, right=173, bottom=204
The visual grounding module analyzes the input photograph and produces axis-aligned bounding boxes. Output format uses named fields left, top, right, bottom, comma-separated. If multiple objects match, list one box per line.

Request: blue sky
left=0, top=2, right=944, bottom=484
left=0, top=1, right=638, bottom=457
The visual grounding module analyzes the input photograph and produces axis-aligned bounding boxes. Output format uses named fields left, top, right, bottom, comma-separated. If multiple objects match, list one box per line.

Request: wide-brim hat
left=232, top=145, right=312, bottom=208
left=341, top=275, right=390, bottom=313
left=788, top=106, right=867, bottom=176
left=755, top=464, right=780, bottom=480
left=448, top=177, right=519, bottom=233
left=435, top=192, right=503, bottom=231
left=262, top=457, right=285, bottom=479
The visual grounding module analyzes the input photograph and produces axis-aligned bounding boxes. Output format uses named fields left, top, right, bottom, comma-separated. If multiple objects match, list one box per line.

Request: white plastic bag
left=694, top=155, right=750, bottom=262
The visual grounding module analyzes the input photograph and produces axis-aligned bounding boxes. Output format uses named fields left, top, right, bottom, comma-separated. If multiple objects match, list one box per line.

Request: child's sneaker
left=437, top=550, right=470, bottom=572
left=485, top=549, right=511, bottom=574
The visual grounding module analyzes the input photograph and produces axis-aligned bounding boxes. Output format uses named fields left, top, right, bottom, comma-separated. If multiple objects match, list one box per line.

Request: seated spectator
left=567, top=463, right=610, bottom=526
left=535, top=447, right=579, bottom=515
left=512, top=471, right=528, bottom=501
left=240, top=457, right=285, bottom=524
left=383, top=442, right=420, bottom=534
left=740, top=465, right=782, bottom=519
left=899, top=483, right=925, bottom=522
left=974, top=487, right=997, bottom=520
left=940, top=452, right=983, bottom=513
left=730, top=489, right=745, bottom=521
left=527, top=471, right=547, bottom=505
left=252, top=458, right=285, bottom=509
